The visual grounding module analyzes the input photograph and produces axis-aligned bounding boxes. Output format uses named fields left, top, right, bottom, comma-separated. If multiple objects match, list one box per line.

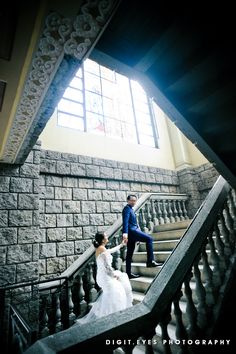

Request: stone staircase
left=121, top=220, right=191, bottom=354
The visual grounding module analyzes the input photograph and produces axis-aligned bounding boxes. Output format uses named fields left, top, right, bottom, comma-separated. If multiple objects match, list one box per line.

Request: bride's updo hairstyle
left=93, top=232, right=105, bottom=248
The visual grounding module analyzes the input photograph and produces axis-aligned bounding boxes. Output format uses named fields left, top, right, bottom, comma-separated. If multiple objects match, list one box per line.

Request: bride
left=74, top=231, right=133, bottom=325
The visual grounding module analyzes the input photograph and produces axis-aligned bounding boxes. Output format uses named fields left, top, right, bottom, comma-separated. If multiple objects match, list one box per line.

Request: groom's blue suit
left=122, top=204, right=154, bottom=276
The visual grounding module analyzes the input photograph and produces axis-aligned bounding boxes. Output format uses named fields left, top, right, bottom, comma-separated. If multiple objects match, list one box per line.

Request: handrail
left=38, top=192, right=188, bottom=291
left=25, top=176, right=233, bottom=353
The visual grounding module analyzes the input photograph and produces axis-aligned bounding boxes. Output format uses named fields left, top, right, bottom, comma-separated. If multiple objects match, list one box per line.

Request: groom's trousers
left=126, top=228, right=154, bottom=276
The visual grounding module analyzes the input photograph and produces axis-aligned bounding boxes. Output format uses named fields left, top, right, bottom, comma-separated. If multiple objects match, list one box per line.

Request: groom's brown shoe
left=128, top=273, right=140, bottom=279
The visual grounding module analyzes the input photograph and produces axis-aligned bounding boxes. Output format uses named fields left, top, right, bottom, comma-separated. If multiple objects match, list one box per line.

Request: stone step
left=151, top=229, right=186, bottom=241
left=154, top=220, right=191, bottom=232
left=139, top=239, right=179, bottom=252
left=130, top=276, right=153, bottom=292
left=132, top=251, right=171, bottom=263
left=122, top=262, right=162, bottom=278
left=132, top=291, right=145, bottom=305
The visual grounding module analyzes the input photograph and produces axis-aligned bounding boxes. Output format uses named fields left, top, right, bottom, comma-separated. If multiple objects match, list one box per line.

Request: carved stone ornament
left=2, top=0, right=119, bottom=163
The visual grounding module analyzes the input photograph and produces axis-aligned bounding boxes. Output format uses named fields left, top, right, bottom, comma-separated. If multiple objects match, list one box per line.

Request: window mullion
left=148, top=97, right=159, bottom=148
left=81, top=63, right=87, bottom=132
left=129, top=80, right=140, bottom=144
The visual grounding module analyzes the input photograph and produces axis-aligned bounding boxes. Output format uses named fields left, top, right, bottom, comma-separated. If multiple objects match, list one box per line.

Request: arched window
left=57, top=59, right=159, bottom=148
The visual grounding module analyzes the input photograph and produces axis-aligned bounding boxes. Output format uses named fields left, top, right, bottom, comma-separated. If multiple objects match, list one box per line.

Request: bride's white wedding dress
left=74, top=245, right=133, bottom=325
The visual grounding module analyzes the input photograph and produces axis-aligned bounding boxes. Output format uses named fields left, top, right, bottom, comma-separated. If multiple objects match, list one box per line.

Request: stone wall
left=0, top=142, right=41, bottom=286
left=39, top=150, right=180, bottom=279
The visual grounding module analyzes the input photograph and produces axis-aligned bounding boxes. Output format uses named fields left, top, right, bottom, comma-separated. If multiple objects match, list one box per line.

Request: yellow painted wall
left=40, top=104, right=208, bottom=169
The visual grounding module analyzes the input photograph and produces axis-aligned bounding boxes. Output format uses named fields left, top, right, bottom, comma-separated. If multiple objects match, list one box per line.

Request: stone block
left=82, top=226, right=97, bottom=239
left=119, top=182, right=130, bottom=190
left=66, top=227, right=83, bottom=240
left=145, top=173, right=155, bottom=183
left=106, top=159, right=118, bottom=168
left=0, top=210, right=8, bottom=226
left=113, top=169, right=122, bottom=180
left=45, top=200, right=62, bottom=213
left=100, top=167, right=114, bottom=179
left=0, top=176, right=10, bottom=192
left=0, top=165, right=19, bottom=176
left=33, top=179, right=40, bottom=193
left=88, top=189, right=102, bottom=200
left=0, top=246, right=6, bottom=264
left=130, top=182, right=141, bottom=191
left=0, top=228, right=17, bottom=245
left=18, top=227, right=42, bottom=243
left=10, top=178, right=33, bottom=193
left=39, top=259, right=46, bottom=275
left=32, top=243, right=39, bottom=261
left=62, top=177, right=78, bottom=187
left=122, top=170, right=134, bottom=180
left=102, top=190, right=116, bottom=201
left=9, top=210, right=32, bottom=226
left=92, top=157, right=106, bottom=166
left=115, top=191, right=127, bottom=201
left=160, top=185, right=170, bottom=193
left=20, top=164, right=39, bottom=178
left=25, top=151, right=34, bottom=163
left=96, top=201, right=110, bottom=213
left=86, top=165, right=100, bottom=177
left=45, top=175, right=62, bottom=186
left=0, top=193, right=17, bottom=209
left=39, top=175, right=45, bottom=186
left=47, top=228, right=66, bottom=241
left=7, top=244, right=32, bottom=264
left=78, top=155, right=92, bottom=164
left=117, top=161, right=129, bottom=169
left=0, top=265, right=16, bottom=285
left=47, top=257, right=66, bottom=274
left=66, top=255, right=80, bottom=267
left=33, top=150, right=41, bottom=164
left=75, top=240, right=92, bottom=254
left=78, top=178, right=93, bottom=188
left=18, top=194, right=39, bottom=209
left=81, top=201, right=96, bottom=213
left=40, top=159, right=57, bottom=173
left=94, top=179, right=107, bottom=189
left=40, top=214, right=56, bottom=228
left=107, top=181, right=120, bottom=190
left=45, top=150, right=61, bottom=160
left=90, top=214, right=104, bottom=225
left=155, top=175, right=164, bottom=184
left=57, top=241, right=74, bottom=256
left=55, top=187, right=72, bottom=200
left=110, top=202, right=124, bottom=213
left=57, top=214, right=73, bottom=227
left=40, top=186, right=54, bottom=199
left=133, top=171, right=145, bottom=182
left=61, top=152, right=78, bottom=162
left=40, top=243, right=56, bottom=258
left=74, top=214, right=90, bottom=226
left=71, top=163, right=86, bottom=176
left=56, top=161, right=71, bottom=175
left=33, top=210, right=40, bottom=226
left=129, top=163, right=140, bottom=171
left=63, top=200, right=81, bottom=213
left=139, top=165, right=149, bottom=172
left=104, top=213, right=118, bottom=225
left=73, top=188, right=87, bottom=200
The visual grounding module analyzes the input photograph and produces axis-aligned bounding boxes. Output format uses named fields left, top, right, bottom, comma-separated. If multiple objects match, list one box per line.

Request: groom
left=122, top=195, right=162, bottom=279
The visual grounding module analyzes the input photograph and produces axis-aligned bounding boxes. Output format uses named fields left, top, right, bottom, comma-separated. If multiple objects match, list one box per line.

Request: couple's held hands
left=122, top=233, right=128, bottom=245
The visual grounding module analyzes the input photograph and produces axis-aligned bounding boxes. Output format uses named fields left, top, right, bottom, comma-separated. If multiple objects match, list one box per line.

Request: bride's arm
left=108, top=244, right=123, bottom=254
left=100, top=252, right=116, bottom=278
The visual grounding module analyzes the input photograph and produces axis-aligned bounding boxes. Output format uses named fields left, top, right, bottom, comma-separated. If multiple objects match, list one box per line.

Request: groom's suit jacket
left=122, top=204, right=139, bottom=234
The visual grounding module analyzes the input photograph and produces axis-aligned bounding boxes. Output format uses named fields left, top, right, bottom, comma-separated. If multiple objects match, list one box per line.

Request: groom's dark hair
left=127, top=194, right=137, bottom=200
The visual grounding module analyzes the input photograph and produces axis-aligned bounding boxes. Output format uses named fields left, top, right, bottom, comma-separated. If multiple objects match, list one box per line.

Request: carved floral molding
left=2, top=0, right=119, bottom=163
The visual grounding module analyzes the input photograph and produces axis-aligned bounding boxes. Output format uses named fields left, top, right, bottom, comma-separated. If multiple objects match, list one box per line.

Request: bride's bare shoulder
left=96, top=245, right=106, bottom=256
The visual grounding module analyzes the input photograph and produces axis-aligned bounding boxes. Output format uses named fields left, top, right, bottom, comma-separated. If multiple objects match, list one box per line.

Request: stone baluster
left=177, top=200, right=185, bottom=221
left=224, top=201, right=236, bottom=248
left=201, top=246, right=215, bottom=308
left=193, top=257, right=207, bottom=330
left=159, top=303, right=172, bottom=354
left=39, top=294, right=50, bottom=338
left=54, top=292, right=62, bottom=333
left=140, top=208, right=149, bottom=233
left=77, top=272, right=87, bottom=318
left=173, top=290, right=188, bottom=349
left=151, top=199, right=159, bottom=226
left=214, top=221, right=227, bottom=273
left=142, top=328, right=156, bottom=354
left=182, top=200, right=189, bottom=220
left=167, top=200, right=175, bottom=223
left=88, top=262, right=98, bottom=307
left=68, top=280, right=76, bottom=326
left=162, top=200, right=170, bottom=224
left=229, top=190, right=236, bottom=222
left=219, top=214, right=232, bottom=260
left=146, top=202, right=154, bottom=231
left=208, top=230, right=222, bottom=289
left=156, top=200, right=164, bottom=225
left=183, top=271, right=199, bottom=339
left=173, top=200, right=180, bottom=222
